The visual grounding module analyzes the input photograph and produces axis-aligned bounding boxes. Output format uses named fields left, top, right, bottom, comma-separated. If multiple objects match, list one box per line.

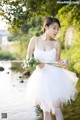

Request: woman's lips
left=54, top=34, right=57, bottom=36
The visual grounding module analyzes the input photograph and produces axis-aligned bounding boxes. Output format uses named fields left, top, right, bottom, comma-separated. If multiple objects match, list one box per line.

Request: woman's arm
left=26, top=36, right=45, bottom=69
left=56, top=40, right=61, bottom=61
left=26, top=36, right=36, bottom=59
left=56, top=41, right=68, bottom=69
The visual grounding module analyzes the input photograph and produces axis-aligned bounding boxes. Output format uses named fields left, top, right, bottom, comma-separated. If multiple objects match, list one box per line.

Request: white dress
left=25, top=42, right=79, bottom=114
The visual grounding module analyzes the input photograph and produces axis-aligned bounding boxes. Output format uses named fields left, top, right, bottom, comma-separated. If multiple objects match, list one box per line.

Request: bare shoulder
left=28, top=36, right=40, bottom=50
left=54, top=40, right=61, bottom=51
left=30, top=36, right=36, bottom=42
left=30, top=36, right=39, bottom=43
left=28, top=36, right=36, bottom=46
left=56, top=40, right=61, bottom=45
left=56, top=40, right=61, bottom=47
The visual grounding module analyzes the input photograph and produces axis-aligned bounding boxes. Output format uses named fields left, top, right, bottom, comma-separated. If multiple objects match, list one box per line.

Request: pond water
left=0, top=61, right=80, bottom=120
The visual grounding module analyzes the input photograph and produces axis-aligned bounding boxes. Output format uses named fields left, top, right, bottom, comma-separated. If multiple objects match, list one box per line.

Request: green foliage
left=10, top=41, right=28, bottom=59
left=0, top=51, right=16, bottom=60
left=56, top=4, right=80, bottom=46
left=61, top=46, right=80, bottom=73
left=0, top=0, right=64, bottom=29
left=56, top=4, right=80, bottom=73
left=7, top=16, right=44, bottom=59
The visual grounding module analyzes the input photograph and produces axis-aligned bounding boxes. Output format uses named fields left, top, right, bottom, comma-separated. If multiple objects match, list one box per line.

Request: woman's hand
left=38, top=63, right=45, bottom=69
left=57, top=59, right=68, bottom=69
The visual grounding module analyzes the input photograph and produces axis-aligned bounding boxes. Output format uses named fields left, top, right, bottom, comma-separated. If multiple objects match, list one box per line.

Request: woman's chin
left=52, top=36, right=56, bottom=39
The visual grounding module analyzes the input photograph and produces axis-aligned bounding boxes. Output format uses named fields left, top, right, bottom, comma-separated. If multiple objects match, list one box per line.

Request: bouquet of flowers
left=22, top=57, right=60, bottom=69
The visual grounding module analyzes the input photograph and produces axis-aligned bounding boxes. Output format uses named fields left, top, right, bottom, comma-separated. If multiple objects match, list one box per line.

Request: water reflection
left=0, top=61, right=41, bottom=120
left=0, top=61, right=80, bottom=120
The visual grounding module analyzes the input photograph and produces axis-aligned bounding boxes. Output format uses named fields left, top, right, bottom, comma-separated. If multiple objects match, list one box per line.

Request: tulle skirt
left=24, top=64, right=79, bottom=114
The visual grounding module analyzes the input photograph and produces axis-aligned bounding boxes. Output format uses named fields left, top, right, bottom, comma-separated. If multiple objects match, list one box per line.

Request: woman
left=25, top=17, right=78, bottom=120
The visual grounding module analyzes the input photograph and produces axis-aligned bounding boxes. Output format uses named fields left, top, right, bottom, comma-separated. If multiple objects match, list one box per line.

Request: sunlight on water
left=0, top=61, right=11, bottom=99
left=0, top=61, right=40, bottom=120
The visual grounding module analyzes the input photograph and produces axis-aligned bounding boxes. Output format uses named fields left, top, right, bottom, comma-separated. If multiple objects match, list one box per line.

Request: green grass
left=0, top=50, right=16, bottom=60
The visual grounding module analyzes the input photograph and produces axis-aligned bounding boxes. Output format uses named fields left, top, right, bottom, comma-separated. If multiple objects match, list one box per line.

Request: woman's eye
left=53, top=28, right=59, bottom=31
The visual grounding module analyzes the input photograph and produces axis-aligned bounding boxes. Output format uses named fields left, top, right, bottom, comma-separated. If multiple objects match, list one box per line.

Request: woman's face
left=45, top=22, right=60, bottom=39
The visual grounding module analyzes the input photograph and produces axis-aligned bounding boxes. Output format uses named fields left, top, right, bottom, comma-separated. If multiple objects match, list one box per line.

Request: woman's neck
left=41, top=33, right=55, bottom=41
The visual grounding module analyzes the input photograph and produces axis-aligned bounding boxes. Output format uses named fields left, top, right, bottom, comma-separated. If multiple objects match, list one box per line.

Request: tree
left=56, top=4, right=80, bottom=46
left=0, top=0, right=64, bottom=29
left=56, top=4, right=80, bottom=73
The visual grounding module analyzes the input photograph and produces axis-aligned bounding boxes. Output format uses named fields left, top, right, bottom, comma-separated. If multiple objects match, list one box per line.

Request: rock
left=23, top=71, right=31, bottom=76
left=9, top=66, right=17, bottom=70
left=6, top=72, right=9, bottom=74
left=0, top=66, right=5, bottom=71
left=19, top=76, right=22, bottom=78
left=20, top=80, right=24, bottom=83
